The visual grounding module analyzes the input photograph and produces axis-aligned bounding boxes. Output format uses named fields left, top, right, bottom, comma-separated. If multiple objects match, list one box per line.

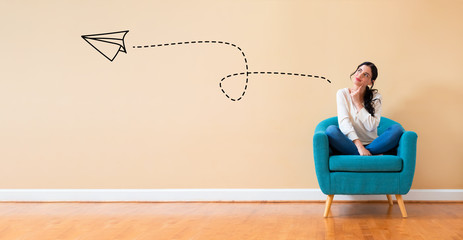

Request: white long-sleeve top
left=336, top=88, right=382, bottom=145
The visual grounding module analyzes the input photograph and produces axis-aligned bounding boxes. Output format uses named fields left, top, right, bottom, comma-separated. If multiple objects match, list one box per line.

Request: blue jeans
left=325, top=124, right=404, bottom=155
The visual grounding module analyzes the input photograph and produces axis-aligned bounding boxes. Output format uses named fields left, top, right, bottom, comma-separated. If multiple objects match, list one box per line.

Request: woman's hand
left=354, top=139, right=372, bottom=156
left=350, top=88, right=364, bottom=110
left=357, top=146, right=372, bottom=156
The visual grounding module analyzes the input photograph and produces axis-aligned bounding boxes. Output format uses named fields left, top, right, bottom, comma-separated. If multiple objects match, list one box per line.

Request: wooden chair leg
left=395, top=194, right=408, bottom=218
left=386, top=195, right=394, bottom=206
left=324, top=195, right=334, bottom=218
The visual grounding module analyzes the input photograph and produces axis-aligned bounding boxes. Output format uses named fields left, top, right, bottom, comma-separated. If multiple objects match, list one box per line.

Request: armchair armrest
left=397, top=131, right=418, bottom=194
left=313, top=131, right=331, bottom=194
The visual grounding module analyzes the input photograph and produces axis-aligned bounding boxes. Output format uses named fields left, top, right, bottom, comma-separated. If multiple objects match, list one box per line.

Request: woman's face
left=352, top=65, right=373, bottom=87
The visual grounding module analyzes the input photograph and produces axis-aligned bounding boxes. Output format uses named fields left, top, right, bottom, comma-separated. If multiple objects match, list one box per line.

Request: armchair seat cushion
left=329, top=155, right=403, bottom=172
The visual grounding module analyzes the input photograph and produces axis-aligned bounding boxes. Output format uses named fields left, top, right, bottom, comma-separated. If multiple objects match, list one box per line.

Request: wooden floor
left=0, top=202, right=462, bottom=240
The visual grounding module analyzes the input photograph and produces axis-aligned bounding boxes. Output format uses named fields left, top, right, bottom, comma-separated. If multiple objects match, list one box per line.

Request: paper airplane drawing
left=82, top=30, right=129, bottom=62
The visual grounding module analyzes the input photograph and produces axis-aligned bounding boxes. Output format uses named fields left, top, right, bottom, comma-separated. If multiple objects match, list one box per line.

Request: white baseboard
left=0, top=189, right=461, bottom=202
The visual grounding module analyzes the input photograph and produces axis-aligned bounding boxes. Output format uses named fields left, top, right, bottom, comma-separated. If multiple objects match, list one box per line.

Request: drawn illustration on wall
left=82, top=30, right=330, bottom=101
left=82, top=30, right=129, bottom=62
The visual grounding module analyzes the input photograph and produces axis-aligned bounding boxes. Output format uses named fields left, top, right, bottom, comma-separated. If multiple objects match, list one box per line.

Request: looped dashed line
left=133, top=41, right=330, bottom=101
left=134, top=41, right=249, bottom=101
left=219, top=71, right=331, bottom=101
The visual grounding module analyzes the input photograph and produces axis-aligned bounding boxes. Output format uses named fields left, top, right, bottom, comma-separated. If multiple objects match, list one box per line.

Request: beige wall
left=1, top=0, right=462, bottom=189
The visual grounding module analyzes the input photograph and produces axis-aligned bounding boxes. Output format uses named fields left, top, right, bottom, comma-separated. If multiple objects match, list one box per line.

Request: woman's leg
left=366, top=124, right=404, bottom=155
left=325, top=125, right=359, bottom=155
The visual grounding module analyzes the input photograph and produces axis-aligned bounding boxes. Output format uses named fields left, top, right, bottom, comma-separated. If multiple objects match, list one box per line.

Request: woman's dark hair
left=350, top=62, right=379, bottom=116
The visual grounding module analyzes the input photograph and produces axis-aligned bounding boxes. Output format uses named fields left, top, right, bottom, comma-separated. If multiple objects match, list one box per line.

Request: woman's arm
left=350, top=89, right=382, bottom=131
left=357, top=94, right=382, bottom=131
left=338, top=88, right=374, bottom=156
left=337, top=89, right=359, bottom=141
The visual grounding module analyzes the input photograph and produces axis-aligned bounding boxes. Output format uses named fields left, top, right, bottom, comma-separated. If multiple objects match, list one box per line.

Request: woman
left=325, top=62, right=403, bottom=156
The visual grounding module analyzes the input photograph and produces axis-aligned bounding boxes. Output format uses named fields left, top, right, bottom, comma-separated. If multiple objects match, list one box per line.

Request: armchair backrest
left=315, top=117, right=403, bottom=135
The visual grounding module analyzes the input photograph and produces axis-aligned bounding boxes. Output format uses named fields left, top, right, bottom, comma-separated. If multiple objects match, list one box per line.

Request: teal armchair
left=313, top=117, right=417, bottom=217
